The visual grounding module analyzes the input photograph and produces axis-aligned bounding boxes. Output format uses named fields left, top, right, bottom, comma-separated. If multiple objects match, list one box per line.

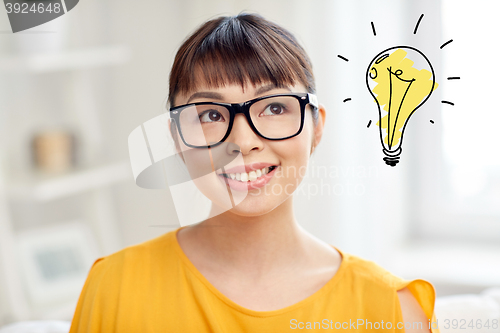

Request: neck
left=191, top=196, right=309, bottom=280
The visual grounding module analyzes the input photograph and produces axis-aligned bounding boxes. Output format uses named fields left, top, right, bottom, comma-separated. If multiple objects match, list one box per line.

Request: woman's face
left=172, top=80, right=325, bottom=217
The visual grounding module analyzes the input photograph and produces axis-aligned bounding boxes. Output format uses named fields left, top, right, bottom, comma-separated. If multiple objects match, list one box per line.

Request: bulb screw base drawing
left=382, top=147, right=402, bottom=167
left=383, top=156, right=400, bottom=167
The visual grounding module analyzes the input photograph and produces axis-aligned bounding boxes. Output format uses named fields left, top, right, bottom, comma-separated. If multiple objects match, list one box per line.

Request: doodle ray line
left=440, top=39, right=453, bottom=49
left=414, top=14, right=424, bottom=34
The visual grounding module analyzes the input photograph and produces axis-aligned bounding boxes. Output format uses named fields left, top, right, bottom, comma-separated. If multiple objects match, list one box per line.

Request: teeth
left=222, top=166, right=276, bottom=182
left=240, top=172, right=248, bottom=182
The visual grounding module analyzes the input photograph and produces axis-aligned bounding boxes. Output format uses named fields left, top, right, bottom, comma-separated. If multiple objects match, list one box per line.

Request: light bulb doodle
left=339, top=14, right=458, bottom=167
left=366, top=47, right=437, bottom=166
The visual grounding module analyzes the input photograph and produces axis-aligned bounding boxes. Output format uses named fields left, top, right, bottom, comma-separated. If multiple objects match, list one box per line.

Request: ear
left=311, top=104, right=326, bottom=154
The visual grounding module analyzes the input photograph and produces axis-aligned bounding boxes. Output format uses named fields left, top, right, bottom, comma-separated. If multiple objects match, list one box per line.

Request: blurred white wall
left=0, top=0, right=498, bottom=325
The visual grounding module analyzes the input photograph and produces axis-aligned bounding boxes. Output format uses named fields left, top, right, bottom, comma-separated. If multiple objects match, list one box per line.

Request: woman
left=70, top=13, right=439, bottom=332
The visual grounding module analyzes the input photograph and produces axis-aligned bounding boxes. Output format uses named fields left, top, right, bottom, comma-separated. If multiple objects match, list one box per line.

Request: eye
left=199, top=110, right=225, bottom=123
left=262, top=103, right=285, bottom=116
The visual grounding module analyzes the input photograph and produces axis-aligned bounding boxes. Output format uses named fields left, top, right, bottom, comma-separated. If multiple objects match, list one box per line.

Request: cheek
left=286, top=111, right=315, bottom=151
left=180, top=145, right=236, bottom=210
left=271, top=131, right=313, bottom=181
left=277, top=117, right=315, bottom=181
left=291, top=117, right=315, bottom=159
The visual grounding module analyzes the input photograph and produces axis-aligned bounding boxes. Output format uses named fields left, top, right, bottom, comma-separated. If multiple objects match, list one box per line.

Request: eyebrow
left=187, top=92, right=224, bottom=104
left=255, top=84, right=291, bottom=95
left=186, top=84, right=292, bottom=104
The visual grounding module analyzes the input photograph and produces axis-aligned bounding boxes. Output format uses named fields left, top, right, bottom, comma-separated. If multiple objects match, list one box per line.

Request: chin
left=227, top=194, right=289, bottom=217
left=227, top=206, right=276, bottom=218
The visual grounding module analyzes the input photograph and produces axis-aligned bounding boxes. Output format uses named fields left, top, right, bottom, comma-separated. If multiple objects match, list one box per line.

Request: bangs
left=169, top=14, right=315, bottom=106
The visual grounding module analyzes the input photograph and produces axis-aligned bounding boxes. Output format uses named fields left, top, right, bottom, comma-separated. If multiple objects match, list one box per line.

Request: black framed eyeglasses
left=169, top=93, right=318, bottom=149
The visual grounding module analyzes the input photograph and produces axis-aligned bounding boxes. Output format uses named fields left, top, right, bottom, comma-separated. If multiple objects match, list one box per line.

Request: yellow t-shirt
left=70, top=227, right=440, bottom=332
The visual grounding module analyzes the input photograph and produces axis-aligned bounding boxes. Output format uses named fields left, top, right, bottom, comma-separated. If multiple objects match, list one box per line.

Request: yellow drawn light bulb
left=366, top=46, right=437, bottom=166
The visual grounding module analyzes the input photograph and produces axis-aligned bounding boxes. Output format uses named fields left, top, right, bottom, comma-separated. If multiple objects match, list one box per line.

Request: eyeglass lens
left=178, top=96, right=302, bottom=147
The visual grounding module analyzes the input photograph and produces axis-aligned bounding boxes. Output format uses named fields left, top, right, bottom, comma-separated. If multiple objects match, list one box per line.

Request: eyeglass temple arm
left=307, top=93, right=319, bottom=110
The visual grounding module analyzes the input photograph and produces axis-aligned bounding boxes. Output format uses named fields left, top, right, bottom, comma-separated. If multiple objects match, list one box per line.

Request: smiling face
left=172, top=80, right=324, bottom=217
left=166, top=13, right=323, bottom=219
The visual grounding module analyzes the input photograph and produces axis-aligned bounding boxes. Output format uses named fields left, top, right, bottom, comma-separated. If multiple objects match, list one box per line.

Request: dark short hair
left=168, top=13, right=316, bottom=109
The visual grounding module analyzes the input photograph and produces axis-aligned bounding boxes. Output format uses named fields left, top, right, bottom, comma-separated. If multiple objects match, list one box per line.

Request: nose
left=225, top=113, right=263, bottom=154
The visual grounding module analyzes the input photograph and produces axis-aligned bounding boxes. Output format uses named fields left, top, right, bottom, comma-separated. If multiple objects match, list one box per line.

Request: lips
left=218, top=162, right=278, bottom=175
left=220, top=166, right=276, bottom=182
left=216, top=163, right=279, bottom=191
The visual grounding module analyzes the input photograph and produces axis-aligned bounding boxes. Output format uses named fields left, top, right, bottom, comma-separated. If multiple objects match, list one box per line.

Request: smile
left=216, top=164, right=279, bottom=191
left=220, top=166, right=277, bottom=182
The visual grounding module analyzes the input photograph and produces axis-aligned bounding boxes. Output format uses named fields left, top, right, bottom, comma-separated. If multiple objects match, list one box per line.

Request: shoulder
left=339, top=249, right=437, bottom=332
left=83, top=229, right=178, bottom=289
left=397, top=287, right=432, bottom=332
left=104, top=228, right=175, bottom=262
left=339, top=250, right=406, bottom=291
left=70, top=229, right=180, bottom=332
left=340, top=250, right=435, bottom=297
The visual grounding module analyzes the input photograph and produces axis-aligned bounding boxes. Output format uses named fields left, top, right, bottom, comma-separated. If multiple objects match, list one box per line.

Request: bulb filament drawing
left=366, top=46, right=437, bottom=166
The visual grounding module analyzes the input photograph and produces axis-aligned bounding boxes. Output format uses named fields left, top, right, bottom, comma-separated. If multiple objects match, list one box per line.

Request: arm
left=397, top=287, right=432, bottom=333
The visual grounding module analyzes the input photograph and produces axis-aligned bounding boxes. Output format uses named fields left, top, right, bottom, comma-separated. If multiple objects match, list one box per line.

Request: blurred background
left=0, top=0, right=498, bottom=327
